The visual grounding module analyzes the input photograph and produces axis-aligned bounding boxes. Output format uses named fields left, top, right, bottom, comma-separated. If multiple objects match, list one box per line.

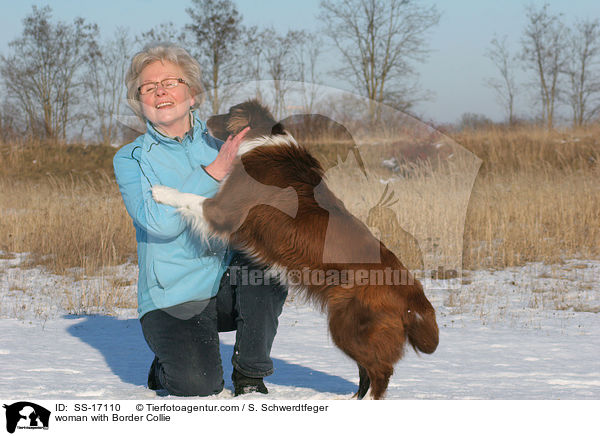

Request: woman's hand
left=204, top=126, right=251, bottom=181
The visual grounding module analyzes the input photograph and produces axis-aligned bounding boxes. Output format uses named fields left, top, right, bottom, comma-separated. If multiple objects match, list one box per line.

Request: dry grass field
left=0, top=125, right=598, bottom=286
left=457, top=126, right=600, bottom=269
left=0, top=140, right=134, bottom=276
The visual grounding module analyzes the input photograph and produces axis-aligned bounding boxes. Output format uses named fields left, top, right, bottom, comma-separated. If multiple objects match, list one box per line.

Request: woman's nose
left=154, top=85, right=168, bottom=96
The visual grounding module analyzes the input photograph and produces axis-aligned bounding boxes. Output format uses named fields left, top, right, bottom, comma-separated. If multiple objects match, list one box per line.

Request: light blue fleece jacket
left=113, top=111, right=228, bottom=318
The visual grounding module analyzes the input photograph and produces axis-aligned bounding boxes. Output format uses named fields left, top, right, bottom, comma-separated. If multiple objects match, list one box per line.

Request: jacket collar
left=143, top=111, right=206, bottom=150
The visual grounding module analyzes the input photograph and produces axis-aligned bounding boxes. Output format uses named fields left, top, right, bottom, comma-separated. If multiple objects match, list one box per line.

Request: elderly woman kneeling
left=113, top=43, right=287, bottom=397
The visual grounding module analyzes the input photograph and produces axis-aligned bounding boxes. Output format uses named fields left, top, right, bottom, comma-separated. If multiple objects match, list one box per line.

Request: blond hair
left=125, top=43, right=204, bottom=119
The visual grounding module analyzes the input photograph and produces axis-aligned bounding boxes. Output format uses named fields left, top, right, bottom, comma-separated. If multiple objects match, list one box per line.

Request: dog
left=152, top=100, right=439, bottom=399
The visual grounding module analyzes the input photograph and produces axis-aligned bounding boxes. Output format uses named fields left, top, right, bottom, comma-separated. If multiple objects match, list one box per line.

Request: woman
left=113, top=43, right=287, bottom=397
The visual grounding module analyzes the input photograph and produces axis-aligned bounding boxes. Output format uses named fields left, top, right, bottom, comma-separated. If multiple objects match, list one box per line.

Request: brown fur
left=205, top=100, right=439, bottom=399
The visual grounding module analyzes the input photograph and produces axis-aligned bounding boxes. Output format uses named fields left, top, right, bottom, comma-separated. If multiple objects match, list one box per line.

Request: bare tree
left=485, top=35, right=519, bottom=125
left=0, top=6, right=98, bottom=140
left=565, top=18, right=600, bottom=127
left=0, top=102, right=23, bottom=142
left=243, top=28, right=269, bottom=102
left=520, top=3, right=568, bottom=129
left=244, top=29, right=322, bottom=116
left=85, top=30, right=132, bottom=145
left=185, top=0, right=245, bottom=113
left=263, top=29, right=307, bottom=118
left=136, top=22, right=187, bottom=47
left=294, top=33, right=323, bottom=113
left=319, top=0, right=440, bottom=120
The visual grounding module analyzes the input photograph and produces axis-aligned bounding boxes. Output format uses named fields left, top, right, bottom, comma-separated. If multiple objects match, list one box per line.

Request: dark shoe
left=232, top=368, right=268, bottom=396
left=147, top=357, right=163, bottom=390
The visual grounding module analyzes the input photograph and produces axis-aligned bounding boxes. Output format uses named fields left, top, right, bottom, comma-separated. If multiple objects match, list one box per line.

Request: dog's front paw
left=152, top=185, right=180, bottom=205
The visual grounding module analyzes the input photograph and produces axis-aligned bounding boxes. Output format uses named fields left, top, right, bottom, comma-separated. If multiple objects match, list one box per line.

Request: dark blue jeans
left=140, top=253, right=288, bottom=396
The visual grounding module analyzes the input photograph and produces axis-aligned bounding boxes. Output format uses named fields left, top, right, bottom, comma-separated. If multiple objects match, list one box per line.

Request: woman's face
left=138, top=60, right=195, bottom=137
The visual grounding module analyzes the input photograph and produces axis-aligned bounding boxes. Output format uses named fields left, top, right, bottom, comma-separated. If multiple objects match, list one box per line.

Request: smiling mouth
left=156, top=102, right=174, bottom=109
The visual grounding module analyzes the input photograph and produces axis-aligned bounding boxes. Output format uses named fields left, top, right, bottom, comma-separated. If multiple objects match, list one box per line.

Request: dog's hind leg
left=353, top=364, right=370, bottom=400
left=367, top=365, right=394, bottom=400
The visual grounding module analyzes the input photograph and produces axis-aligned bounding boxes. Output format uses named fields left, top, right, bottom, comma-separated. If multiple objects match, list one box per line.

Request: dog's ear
left=271, top=122, right=285, bottom=136
left=227, top=106, right=251, bottom=136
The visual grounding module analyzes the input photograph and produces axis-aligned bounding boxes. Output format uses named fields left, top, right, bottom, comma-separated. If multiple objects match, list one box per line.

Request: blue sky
left=1, top=0, right=599, bottom=124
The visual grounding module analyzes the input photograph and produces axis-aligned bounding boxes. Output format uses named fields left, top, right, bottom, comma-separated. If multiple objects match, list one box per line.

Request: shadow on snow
left=66, top=314, right=356, bottom=396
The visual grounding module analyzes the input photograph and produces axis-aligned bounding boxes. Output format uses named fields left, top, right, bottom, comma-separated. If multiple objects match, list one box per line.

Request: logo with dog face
left=123, top=81, right=481, bottom=291
left=3, top=402, right=50, bottom=434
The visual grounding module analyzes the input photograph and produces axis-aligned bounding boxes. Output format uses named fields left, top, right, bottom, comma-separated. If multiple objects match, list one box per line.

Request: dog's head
left=207, top=99, right=286, bottom=141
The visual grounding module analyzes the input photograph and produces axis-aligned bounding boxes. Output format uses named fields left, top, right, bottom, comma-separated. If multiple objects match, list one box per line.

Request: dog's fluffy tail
left=406, top=287, right=439, bottom=354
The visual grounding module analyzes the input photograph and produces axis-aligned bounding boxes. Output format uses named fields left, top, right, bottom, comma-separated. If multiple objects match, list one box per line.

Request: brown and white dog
left=152, top=100, right=439, bottom=399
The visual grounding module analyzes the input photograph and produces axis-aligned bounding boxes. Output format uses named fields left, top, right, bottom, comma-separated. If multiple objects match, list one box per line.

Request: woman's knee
left=163, top=366, right=224, bottom=397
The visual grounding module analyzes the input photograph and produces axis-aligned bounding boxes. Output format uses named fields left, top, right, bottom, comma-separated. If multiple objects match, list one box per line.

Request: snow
left=1, top=253, right=599, bottom=400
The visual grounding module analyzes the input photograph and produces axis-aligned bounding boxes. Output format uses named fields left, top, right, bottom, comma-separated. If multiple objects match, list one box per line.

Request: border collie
left=152, top=100, right=438, bottom=399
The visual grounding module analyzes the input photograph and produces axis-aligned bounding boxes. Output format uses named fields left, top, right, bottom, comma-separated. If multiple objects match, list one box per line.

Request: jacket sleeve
left=113, top=144, right=220, bottom=240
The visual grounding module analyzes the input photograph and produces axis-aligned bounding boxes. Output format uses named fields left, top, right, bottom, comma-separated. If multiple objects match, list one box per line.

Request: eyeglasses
left=138, top=78, right=189, bottom=95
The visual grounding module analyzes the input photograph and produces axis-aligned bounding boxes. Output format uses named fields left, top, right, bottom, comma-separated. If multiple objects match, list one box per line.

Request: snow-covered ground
left=1, top=253, right=599, bottom=400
